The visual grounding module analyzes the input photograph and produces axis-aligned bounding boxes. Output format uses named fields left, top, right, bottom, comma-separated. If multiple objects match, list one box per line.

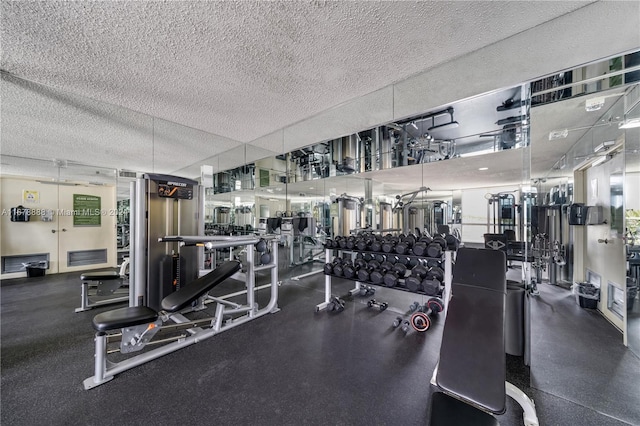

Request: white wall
left=584, top=156, right=627, bottom=332
left=626, top=172, right=640, bottom=210
left=1, top=176, right=117, bottom=279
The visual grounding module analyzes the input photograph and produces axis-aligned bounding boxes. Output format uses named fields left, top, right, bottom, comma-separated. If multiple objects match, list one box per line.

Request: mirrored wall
left=2, top=51, right=639, bottom=353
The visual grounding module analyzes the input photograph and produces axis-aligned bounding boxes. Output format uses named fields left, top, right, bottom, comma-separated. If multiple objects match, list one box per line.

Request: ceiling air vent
left=119, top=170, right=137, bottom=178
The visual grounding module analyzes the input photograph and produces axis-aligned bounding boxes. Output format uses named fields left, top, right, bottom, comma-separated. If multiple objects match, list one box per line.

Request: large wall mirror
left=3, top=49, right=639, bottom=360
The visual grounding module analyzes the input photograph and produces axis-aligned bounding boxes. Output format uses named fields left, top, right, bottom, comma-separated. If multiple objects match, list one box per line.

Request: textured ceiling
left=1, top=0, right=592, bottom=144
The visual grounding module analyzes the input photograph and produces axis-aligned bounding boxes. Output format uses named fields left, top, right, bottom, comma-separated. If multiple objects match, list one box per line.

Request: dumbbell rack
left=316, top=248, right=453, bottom=314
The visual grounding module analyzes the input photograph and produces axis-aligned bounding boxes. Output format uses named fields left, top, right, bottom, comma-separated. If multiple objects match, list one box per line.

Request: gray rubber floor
left=1, top=265, right=639, bottom=425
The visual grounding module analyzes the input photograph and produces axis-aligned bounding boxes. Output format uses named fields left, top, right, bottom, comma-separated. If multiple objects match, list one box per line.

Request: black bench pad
left=161, top=260, right=241, bottom=312
left=436, top=248, right=506, bottom=414
left=81, top=271, right=121, bottom=281
left=92, top=306, right=158, bottom=332
left=429, top=392, right=499, bottom=426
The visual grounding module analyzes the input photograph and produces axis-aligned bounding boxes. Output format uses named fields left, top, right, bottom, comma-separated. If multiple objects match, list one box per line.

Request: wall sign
left=73, top=194, right=101, bottom=226
left=22, top=190, right=39, bottom=204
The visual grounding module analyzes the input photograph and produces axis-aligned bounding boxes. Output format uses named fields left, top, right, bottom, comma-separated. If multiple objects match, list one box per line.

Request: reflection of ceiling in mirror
left=531, top=85, right=631, bottom=179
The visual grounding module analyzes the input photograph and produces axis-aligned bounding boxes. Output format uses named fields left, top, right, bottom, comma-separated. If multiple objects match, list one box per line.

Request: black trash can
left=24, top=262, right=47, bottom=277
left=574, top=282, right=599, bottom=309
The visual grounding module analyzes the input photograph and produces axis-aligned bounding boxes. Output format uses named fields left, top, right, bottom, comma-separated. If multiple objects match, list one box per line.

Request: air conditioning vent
left=67, top=249, right=107, bottom=267
left=118, top=170, right=137, bottom=178
left=2, top=254, right=49, bottom=273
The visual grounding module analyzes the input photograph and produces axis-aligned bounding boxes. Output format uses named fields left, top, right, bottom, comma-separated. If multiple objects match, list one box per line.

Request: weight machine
left=485, top=192, right=517, bottom=237
left=82, top=173, right=284, bottom=389
left=392, top=186, right=431, bottom=235
left=83, top=233, right=281, bottom=390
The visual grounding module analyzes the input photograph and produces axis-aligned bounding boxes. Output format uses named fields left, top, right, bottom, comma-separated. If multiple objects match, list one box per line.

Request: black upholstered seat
left=81, top=271, right=121, bottom=281
left=92, top=306, right=158, bottom=332
left=435, top=248, right=507, bottom=414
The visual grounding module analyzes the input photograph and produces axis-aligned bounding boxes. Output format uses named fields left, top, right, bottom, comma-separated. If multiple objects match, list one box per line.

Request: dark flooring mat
left=530, top=283, right=640, bottom=425
left=1, top=267, right=638, bottom=425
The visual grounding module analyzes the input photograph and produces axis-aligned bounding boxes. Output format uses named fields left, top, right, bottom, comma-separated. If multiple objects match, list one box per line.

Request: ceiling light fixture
left=478, top=167, right=489, bottom=171
left=619, top=117, right=640, bottom=129
left=585, top=97, right=605, bottom=112
left=410, top=122, right=418, bottom=130
left=594, top=140, right=615, bottom=153
left=548, top=129, right=569, bottom=141
left=459, top=148, right=495, bottom=158
left=591, top=156, right=608, bottom=167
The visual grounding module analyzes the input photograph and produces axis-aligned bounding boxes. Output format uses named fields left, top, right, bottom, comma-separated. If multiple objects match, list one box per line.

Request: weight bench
left=75, top=270, right=128, bottom=313
left=84, top=260, right=241, bottom=390
left=429, top=247, right=538, bottom=426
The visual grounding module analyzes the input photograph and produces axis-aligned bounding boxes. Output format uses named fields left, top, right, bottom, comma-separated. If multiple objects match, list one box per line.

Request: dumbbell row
left=324, top=256, right=445, bottom=297
left=325, top=231, right=458, bottom=258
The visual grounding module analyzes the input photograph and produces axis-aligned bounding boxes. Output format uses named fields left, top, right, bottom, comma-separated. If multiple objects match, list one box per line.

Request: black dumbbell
left=392, top=316, right=403, bottom=328
left=395, top=238, right=412, bottom=255
left=356, top=237, right=369, bottom=251
left=255, top=238, right=268, bottom=253
left=430, top=235, right=447, bottom=255
left=375, top=253, right=386, bottom=263
left=427, top=266, right=445, bottom=282
left=412, top=241, right=427, bottom=256
left=408, top=257, right=420, bottom=268
left=359, top=285, right=376, bottom=296
left=383, top=271, right=400, bottom=288
left=260, top=252, right=271, bottom=264
left=401, top=320, right=411, bottom=333
left=333, top=259, right=346, bottom=277
left=370, top=240, right=382, bottom=252
left=381, top=239, right=395, bottom=253
left=354, top=258, right=368, bottom=270
left=392, top=262, right=407, bottom=277
left=327, top=295, right=346, bottom=312
left=409, top=301, right=421, bottom=313
left=367, top=299, right=388, bottom=311
left=409, top=297, right=444, bottom=332
left=422, top=277, right=442, bottom=296
left=426, top=242, right=443, bottom=258
left=445, top=234, right=459, bottom=251
left=410, top=311, right=431, bottom=332
left=411, top=263, right=428, bottom=279
left=398, top=257, right=411, bottom=266
left=346, top=237, right=357, bottom=250
left=369, top=269, right=384, bottom=285
left=426, top=258, right=442, bottom=269
left=323, top=257, right=342, bottom=275
left=343, top=261, right=357, bottom=279
left=338, top=237, right=349, bottom=249
left=379, top=261, right=394, bottom=273
left=426, top=297, right=444, bottom=314
left=405, top=276, right=422, bottom=292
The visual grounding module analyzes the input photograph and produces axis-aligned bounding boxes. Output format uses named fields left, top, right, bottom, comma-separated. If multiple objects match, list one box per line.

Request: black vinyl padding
left=80, top=271, right=121, bottom=281
left=436, top=248, right=507, bottom=414
left=91, top=261, right=240, bottom=331
left=160, top=260, right=241, bottom=312
left=451, top=247, right=506, bottom=292
left=92, top=306, right=158, bottom=332
left=429, top=392, right=499, bottom=426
